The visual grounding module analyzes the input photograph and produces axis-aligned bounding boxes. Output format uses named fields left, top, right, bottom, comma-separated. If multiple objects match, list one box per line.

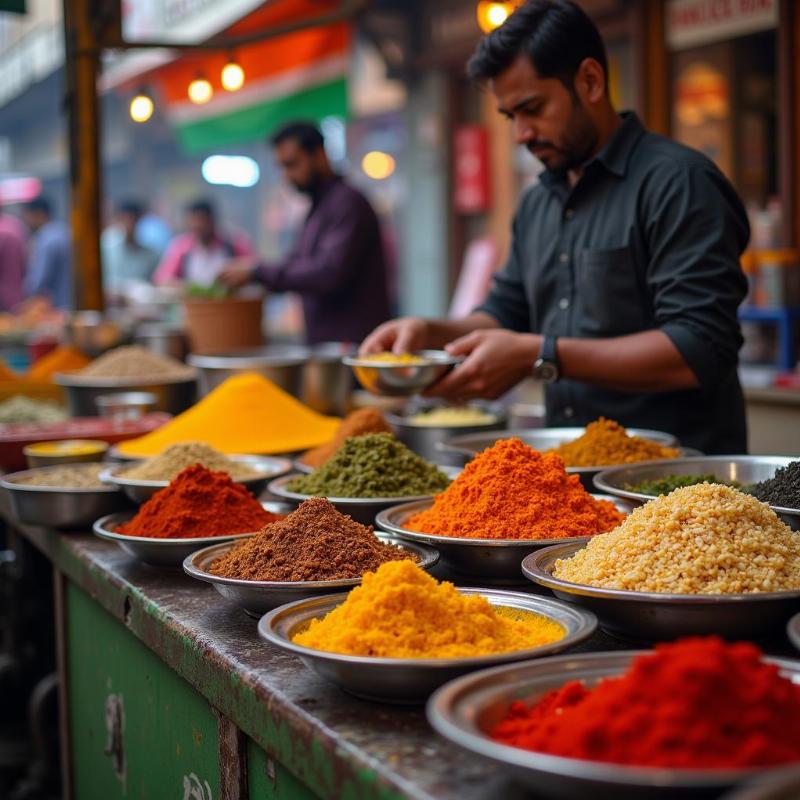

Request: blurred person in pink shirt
left=0, top=207, right=28, bottom=311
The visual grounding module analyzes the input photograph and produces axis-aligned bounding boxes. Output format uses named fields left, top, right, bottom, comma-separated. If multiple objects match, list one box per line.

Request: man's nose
left=513, top=117, right=536, bottom=146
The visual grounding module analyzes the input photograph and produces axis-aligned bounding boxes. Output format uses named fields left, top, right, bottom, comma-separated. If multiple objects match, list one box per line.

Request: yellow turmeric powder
left=117, top=373, right=340, bottom=457
left=292, top=560, right=565, bottom=658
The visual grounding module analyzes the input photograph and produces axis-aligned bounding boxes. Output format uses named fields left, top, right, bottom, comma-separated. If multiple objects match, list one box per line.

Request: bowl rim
left=342, top=349, right=464, bottom=368
left=93, top=511, right=260, bottom=546
left=1, top=463, right=120, bottom=493
left=23, top=438, right=110, bottom=455
left=187, top=346, right=311, bottom=369
left=53, top=370, right=198, bottom=387
left=385, top=402, right=507, bottom=428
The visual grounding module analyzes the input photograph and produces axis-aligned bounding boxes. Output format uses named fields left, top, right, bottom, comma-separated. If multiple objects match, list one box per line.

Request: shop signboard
left=666, top=0, right=778, bottom=50
left=453, top=125, right=491, bottom=214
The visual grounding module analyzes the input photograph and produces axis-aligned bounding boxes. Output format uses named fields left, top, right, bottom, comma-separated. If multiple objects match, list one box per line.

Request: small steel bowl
left=523, top=542, right=800, bottom=641
left=375, top=495, right=635, bottom=583
left=100, top=455, right=293, bottom=504
left=92, top=503, right=291, bottom=567
left=427, top=651, right=800, bottom=800
left=258, top=589, right=597, bottom=704
left=267, top=467, right=458, bottom=526
left=593, top=456, right=800, bottom=530
left=183, top=534, right=439, bottom=617
left=343, top=351, right=463, bottom=397
left=95, top=392, right=157, bottom=420
left=24, top=438, right=109, bottom=468
left=1, top=464, right=129, bottom=529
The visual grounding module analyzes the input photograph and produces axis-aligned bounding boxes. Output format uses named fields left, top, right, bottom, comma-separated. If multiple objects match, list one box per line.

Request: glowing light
left=201, top=155, right=260, bottom=188
left=129, top=92, right=154, bottom=123
left=476, top=2, right=517, bottom=33
left=221, top=60, right=245, bottom=92
left=188, top=76, right=213, bottom=105
left=361, top=151, right=396, bottom=180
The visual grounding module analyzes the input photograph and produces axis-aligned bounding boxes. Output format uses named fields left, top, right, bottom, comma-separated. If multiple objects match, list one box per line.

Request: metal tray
left=523, top=542, right=800, bottom=641
left=258, top=589, right=596, bottom=704
left=593, top=456, right=800, bottom=530
left=343, top=350, right=463, bottom=397
left=1, top=465, right=130, bottom=529
left=183, top=534, right=439, bottom=617
left=92, top=502, right=291, bottom=567
left=100, top=454, right=292, bottom=504
left=427, top=651, right=800, bottom=800
left=374, top=495, right=635, bottom=583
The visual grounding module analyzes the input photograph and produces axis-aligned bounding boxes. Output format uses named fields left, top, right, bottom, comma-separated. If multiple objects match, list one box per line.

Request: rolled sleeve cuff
left=474, top=298, right=528, bottom=333
left=661, top=321, right=724, bottom=391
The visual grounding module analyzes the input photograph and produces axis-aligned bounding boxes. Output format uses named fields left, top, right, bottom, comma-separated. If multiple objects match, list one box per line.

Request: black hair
left=271, top=121, right=325, bottom=153
left=24, top=195, right=51, bottom=216
left=186, top=199, right=215, bottom=219
left=467, top=0, right=608, bottom=90
left=117, top=199, right=144, bottom=218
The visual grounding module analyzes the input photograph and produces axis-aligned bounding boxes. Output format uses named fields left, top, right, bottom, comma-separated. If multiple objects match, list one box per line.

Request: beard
left=526, top=98, right=599, bottom=173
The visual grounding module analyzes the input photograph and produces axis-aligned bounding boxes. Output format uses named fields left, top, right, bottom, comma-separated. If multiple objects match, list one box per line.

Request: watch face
left=535, top=360, right=559, bottom=383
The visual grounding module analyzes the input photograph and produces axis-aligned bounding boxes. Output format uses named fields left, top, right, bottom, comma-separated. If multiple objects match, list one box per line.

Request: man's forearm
left=424, top=312, right=500, bottom=348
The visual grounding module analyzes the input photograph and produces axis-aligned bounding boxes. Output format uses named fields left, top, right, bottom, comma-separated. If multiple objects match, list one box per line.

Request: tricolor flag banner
left=153, top=5, right=351, bottom=153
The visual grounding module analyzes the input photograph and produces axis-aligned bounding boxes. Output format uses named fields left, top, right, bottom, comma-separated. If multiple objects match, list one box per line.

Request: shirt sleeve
left=643, top=159, right=749, bottom=391
left=0, top=232, right=26, bottom=310
left=152, top=237, right=187, bottom=285
left=24, top=236, right=53, bottom=298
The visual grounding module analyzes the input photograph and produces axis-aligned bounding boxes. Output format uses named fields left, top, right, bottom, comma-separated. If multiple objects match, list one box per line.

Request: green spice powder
left=286, top=432, right=451, bottom=498
left=626, top=474, right=741, bottom=496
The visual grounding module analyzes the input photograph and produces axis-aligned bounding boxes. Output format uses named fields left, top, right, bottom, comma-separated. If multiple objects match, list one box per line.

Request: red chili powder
left=117, top=464, right=280, bottom=539
left=491, top=637, right=800, bottom=769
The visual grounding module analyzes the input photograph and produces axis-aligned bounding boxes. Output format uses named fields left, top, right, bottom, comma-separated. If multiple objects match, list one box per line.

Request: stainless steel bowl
left=438, top=428, right=687, bottom=490
left=133, top=323, right=188, bottom=362
left=258, top=589, right=597, bottom=704
left=593, top=456, right=800, bottom=530
left=787, top=612, right=800, bottom=653
left=375, top=495, right=635, bottom=583
left=302, top=342, right=355, bottom=415
left=343, top=351, right=463, bottom=397
left=54, top=373, right=198, bottom=417
left=95, top=392, right=157, bottom=420
left=1, top=465, right=130, bottom=529
left=66, top=311, right=128, bottom=357
left=188, top=345, right=310, bottom=398
left=386, top=404, right=508, bottom=464
left=427, top=651, right=800, bottom=800
left=522, top=542, right=800, bottom=640
left=100, top=455, right=292, bottom=504
left=723, top=767, right=800, bottom=799
left=267, top=467, right=458, bottom=526
left=92, top=504, right=291, bottom=567
left=183, top=534, right=439, bottom=617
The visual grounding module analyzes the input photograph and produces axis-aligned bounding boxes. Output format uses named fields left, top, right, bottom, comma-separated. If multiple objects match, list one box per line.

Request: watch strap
left=540, top=335, right=559, bottom=366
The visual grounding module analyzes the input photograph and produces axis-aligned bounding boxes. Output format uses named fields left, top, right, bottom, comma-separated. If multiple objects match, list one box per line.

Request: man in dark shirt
left=361, top=0, right=749, bottom=453
left=220, top=122, right=391, bottom=345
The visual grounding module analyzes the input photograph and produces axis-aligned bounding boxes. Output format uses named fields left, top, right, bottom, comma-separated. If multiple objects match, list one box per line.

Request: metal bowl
left=95, top=391, right=157, bottom=421
left=24, top=439, right=109, bottom=468
left=258, top=589, right=597, bottom=704
left=787, top=612, right=800, bottom=653
left=1, top=465, right=130, bottom=529
left=593, top=456, right=799, bottom=530
left=302, top=342, right=355, bottom=415
left=54, top=372, right=198, bottom=417
left=100, top=455, right=292, bottom=504
left=92, top=503, right=291, bottom=567
left=438, top=428, right=688, bottom=490
left=267, top=467, right=459, bottom=526
left=522, top=542, right=800, bottom=641
left=723, top=767, right=800, bottom=799
left=375, top=495, right=635, bottom=583
left=427, top=651, right=800, bottom=800
left=183, top=534, right=439, bottom=617
left=343, top=350, right=463, bottom=397
left=188, top=345, right=310, bottom=398
left=65, top=311, right=128, bottom=357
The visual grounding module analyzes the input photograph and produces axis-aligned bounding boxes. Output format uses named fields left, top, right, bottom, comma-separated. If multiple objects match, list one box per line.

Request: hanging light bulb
left=221, top=57, right=245, bottom=92
left=188, top=74, right=213, bottom=104
left=476, top=1, right=517, bottom=33
left=129, top=88, right=154, bottom=123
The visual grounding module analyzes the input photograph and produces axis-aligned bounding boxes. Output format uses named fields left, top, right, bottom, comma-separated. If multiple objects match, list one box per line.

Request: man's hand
left=426, top=330, right=542, bottom=399
left=218, top=257, right=258, bottom=288
left=359, top=317, right=429, bottom=355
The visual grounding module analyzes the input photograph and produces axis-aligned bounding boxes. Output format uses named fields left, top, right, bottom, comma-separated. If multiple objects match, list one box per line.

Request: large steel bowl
left=183, top=534, right=439, bottom=617
left=343, top=351, right=463, bottom=397
left=258, top=589, right=597, bottom=704
left=302, top=342, right=355, bottom=415
left=188, top=345, right=310, bottom=398
left=593, top=456, right=800, bottom=530
left=375, top=495, right=635, bottom=584
left=427, top=651, right=800, bottom=800
left=523, top=541, right=800, bottom=641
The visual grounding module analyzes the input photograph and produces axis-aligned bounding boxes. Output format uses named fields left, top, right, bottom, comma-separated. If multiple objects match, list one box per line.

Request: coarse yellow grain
left=553, top=483, right=800, bottom=594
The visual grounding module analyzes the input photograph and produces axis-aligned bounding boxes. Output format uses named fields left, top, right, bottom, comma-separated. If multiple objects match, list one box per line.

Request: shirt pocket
left=576, top=246, right=647, bottom=336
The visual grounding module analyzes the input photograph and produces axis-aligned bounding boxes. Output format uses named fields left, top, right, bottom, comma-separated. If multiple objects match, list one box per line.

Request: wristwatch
left=533, top=335, right=560, bottom=383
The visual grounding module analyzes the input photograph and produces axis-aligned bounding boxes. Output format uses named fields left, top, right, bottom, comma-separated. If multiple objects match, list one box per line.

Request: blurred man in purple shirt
left=220, top=122, right=391, bottom=345
left=0, top=208, right=27, bottom=311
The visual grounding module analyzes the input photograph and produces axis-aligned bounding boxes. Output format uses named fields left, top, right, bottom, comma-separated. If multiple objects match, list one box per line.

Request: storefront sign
left=453, top=125, right=490, bottom=214
left=666, top=0, right=778, bottom=50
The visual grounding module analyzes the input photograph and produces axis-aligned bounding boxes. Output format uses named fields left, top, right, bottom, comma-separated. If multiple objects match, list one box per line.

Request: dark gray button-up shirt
left=478, top=113, right=750, bottom=454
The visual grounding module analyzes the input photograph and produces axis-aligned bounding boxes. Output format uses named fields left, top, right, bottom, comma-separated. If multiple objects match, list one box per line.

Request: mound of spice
left=549, top=417, right=679, bottom=467
left=407, top=406, right=497, bottom=426
left=14, top=463, right=105, bottom=489
left=492, top=637, right=800, bottom=769
left=74, top=345, right=195, bottom=381
left=749, top=460, right=800, bottom=508
left=554, top=483, right=800, bottom=593
left=300, top=407, right=391, bottom=469
left=407, top=438, right=624, bottom=540
left=209, top=497, right=412, bottom=581
left=293, top=559, right=565, bottom=658
left=121, top=442, right=261, bottom=482
left=0, top=396, right=68, bottom=424
left=287, top=433, right=450, bottom=498
left=626, top=473, right=740, bottom=496
left=117, top=464, right=279, bottom=539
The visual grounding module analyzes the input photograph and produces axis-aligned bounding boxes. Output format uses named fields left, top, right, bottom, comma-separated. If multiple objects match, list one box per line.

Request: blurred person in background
left=101, top=199, right=159, bottom=299
left=22, top=196, right=72, bottom=310
left=135, top=208, right=172, bottom=258
left=0, top=206, right=27, bottom=311
left=153, top=198, right=253, bottom=288
left=219, top=121, right=391, bottom=345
